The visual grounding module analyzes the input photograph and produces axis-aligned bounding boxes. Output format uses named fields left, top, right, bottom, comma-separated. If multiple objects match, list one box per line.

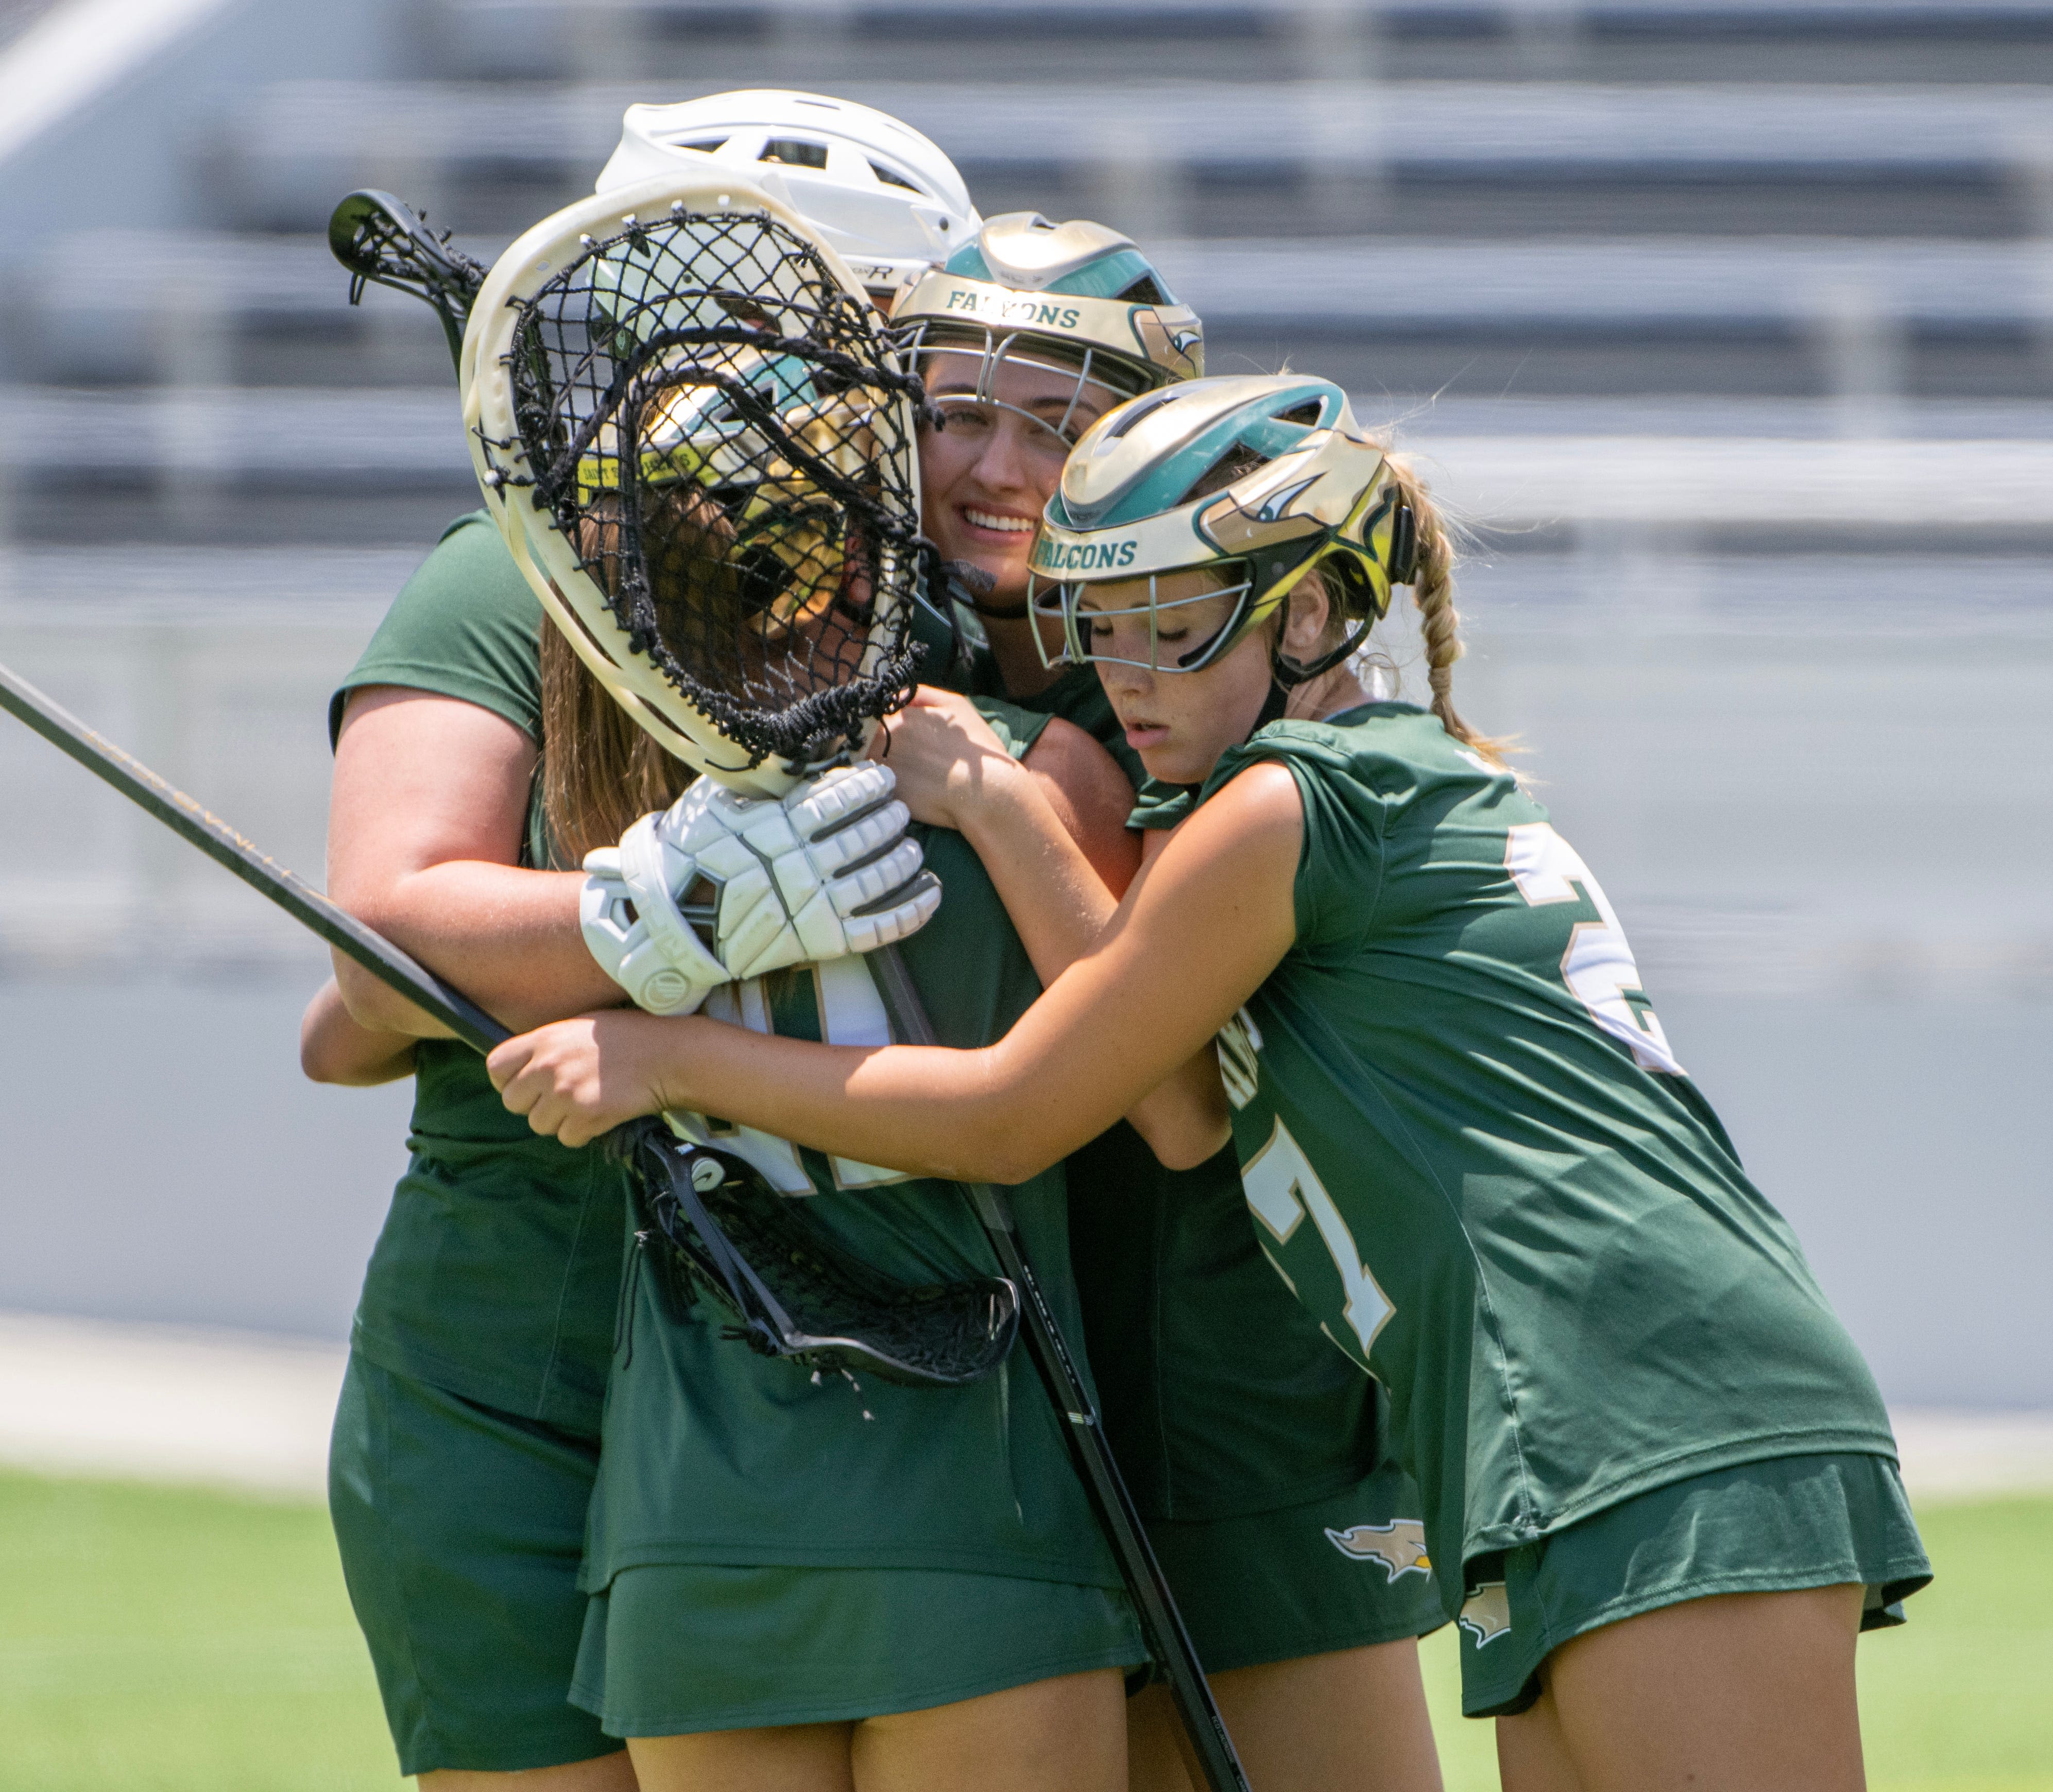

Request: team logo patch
left=1458, top=1582, right=1512, bottom=1648
left=1324, top=1519, right=1431, bottom=1581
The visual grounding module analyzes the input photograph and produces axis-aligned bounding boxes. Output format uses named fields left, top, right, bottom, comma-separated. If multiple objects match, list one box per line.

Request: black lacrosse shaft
left=0, top=659, right=508, bottom=1054
left=864, top=945, right=1253, bottom=1792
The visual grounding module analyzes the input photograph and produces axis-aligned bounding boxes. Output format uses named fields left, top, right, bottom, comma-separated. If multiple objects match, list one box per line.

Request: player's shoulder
left=964, top=693, right=1050, bottom=765
left=332, top=513, right=545, bottom=747
left=1211, top=702, right=1494, bottom=806
left=402, top=510, right=536, bottom=610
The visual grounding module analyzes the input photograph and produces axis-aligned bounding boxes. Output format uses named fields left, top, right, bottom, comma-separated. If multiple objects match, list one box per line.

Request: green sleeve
left=1202, top=725, right=1389, bottom=957
left=329, top=513, right=545, bottom=749
left=968, top=695, right=1052, bottom=763
left=1126, top=777, right=1195, bottom=832
left=964, top=653, right=1147, bottom=795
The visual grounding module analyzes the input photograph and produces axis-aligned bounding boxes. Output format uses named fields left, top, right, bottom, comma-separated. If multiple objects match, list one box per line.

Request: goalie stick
left=864, top=948, right=1254, bottom=1792
left=335, top=180, right=1253, bottom=1791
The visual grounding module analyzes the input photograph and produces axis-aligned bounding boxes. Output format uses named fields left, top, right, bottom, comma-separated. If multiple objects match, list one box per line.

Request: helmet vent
left=1115, top=275, right=1170, bottom=304
left=674, top=136, right=728, bottom=154
left=1105, top=388, right=1181, bottom=439
left=761, top=139, right=829, bottom=169
left=868, top=160, right=921, bottom=193
left=1278, top=401, right=1324, bottom=427
left=1183, top=444, right=1271, bottom=505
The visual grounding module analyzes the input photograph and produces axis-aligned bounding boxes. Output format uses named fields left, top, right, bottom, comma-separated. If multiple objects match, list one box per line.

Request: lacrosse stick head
left=329, top=189, right=486, bottom=368
left=463, top=170, right=930, bottom=800
left=630, top=1128, right=1020, bottom=1389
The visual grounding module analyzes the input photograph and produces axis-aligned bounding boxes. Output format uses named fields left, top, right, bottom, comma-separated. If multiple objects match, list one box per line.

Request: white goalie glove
left=580, top=762, right=942, bottom=1015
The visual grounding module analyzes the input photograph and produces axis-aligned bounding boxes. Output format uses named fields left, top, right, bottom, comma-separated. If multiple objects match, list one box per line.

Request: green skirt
left=572, top=1563, right=1146, bottom=1737
left=328, top=1352, right=615, bottom=1774
left=1456, top=1450, right=1931, bottom=1717
left=1148, top=1466, right=1445, bottom=1675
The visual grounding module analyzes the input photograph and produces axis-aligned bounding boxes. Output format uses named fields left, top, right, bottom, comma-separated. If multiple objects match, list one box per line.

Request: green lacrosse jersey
left=1196, top=702, right=1896, bottom=1592
left=582, top=791, right=1124, bottom=1592
left=943, top=649, right=1386, bottom=1520
left=331, top=511, right=629, bottom=1435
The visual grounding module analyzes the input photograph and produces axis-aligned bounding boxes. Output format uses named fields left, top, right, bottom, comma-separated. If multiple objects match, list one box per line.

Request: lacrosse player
left=302, top=100, right=1022, bottom=1790
left=495, top=374, right=1931, bottom=1792
left=889, top=218, right=1445, bottom=1792
left=441, top=158, right=1190, bottom=1789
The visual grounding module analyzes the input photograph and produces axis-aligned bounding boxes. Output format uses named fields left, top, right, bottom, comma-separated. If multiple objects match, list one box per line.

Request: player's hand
left=876, top=688, right=1023, bottom=832
left=581, top=762, right=941, bottom=1015
left=487, top=1010, right=676, bottom=1148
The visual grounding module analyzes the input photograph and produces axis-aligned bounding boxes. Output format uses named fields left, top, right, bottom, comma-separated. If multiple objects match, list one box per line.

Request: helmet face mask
left=899, top=213, right=1204, bottom=629
left=1026, top=375, right=1415, bottom=683
left=464, top=173, right=931, bottom=798
left=895, top=212, right=1202, bottom=416
left=914, top=332, right=1149, bottom=459
left=1044, top=566, right=1258, bottom=674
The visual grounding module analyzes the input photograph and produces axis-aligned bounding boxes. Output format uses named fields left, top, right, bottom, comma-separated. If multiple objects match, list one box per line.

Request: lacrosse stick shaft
left=0, top=659, right=509, bottom=1053
left=864, top=944, right=1253, bottom=1792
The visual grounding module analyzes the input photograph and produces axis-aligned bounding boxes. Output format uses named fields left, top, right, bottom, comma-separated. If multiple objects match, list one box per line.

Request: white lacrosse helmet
left=596, top=91, right=979, bottom=302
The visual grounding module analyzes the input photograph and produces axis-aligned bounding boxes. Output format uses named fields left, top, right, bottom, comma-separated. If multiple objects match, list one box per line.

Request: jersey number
left=669, top=958, right=909, bottom=1194
left=1242, top=1116, right=1392, bottom=1369
left=1503, top=822, right=1683, bottom=1075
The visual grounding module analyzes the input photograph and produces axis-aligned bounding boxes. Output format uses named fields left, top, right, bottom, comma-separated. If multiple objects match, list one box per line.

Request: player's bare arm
left=881, top=690, right=1137, bottom=972
left=299, top=977, right=417, bottom=1085
left=882, top=687, right=1218, bottom=1152
left=488, top=760, right=1301, bottom=1173
left=328, top=686, right=625, bottom=1036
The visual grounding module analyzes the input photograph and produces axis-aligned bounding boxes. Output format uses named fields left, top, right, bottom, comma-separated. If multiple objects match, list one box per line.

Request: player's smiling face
left=918, top=351, right=1116, bottom=608
left=1082, top=570, right=1338, bottom=785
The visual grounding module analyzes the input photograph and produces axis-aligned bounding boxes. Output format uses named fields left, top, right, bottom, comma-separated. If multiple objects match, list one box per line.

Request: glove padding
left=581, top=762, right=941, bottom=1015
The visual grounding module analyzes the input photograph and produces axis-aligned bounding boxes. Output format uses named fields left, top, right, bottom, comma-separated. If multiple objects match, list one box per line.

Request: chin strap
left=965, top=579, right=1030, bottom=622
left=1250, top=671, right=1294, bottom=737
left=1251, top=606, right=1316, bottom=738
left=938, top=552, right=1029, bottom=620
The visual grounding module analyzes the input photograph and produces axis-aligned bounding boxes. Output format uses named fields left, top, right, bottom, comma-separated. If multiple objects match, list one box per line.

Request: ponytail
left=537, top=618, right=695, bottom=867
left=1384, top=454, right=1515, bottom=768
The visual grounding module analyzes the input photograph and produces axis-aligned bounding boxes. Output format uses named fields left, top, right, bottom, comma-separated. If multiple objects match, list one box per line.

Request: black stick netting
left=501, top=208, right=931, bottom=769
left=629, top=1130, right=1020, bottom=1389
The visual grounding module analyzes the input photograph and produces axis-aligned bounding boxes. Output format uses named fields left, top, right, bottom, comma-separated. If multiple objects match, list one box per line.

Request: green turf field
left=0, top=1469, right=2046, bottom=1790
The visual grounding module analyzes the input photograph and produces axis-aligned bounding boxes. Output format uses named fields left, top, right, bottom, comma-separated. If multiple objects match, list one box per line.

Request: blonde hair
left=537, top=618, right=695, bottom=867
left=1286, top=448, right=1510, bottom=765
left=1380, top=452, right=1513, bottom=767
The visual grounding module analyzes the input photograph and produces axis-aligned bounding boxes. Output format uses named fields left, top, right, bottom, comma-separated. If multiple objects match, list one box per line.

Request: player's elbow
left=332, top=955, right=423, bottom=1035
left=298, top=1026, right=344, bottom=1084
left=1128, top=1107, right=1233, bottom=1172
left=1124, top=1060, right=1234, bottom=1171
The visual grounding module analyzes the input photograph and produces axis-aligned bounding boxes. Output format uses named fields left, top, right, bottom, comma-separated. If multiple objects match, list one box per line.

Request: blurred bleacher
left=0, top=0, right=2048, bottom=1398
left=4, top=0, right=2049, bottom=982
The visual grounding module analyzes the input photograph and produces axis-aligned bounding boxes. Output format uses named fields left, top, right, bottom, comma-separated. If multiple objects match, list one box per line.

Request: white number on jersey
left=665, top=957, right=911, bottom=1193
left=1242, top=1115, right=1393, bottom=1367
left=1503, top=822, right=1683, bottom=1076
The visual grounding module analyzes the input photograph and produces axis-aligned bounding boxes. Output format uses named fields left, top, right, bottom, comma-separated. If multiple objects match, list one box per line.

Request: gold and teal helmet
left=895, top=212, right=1203, bottom=444
left=1027, top=374, right=1416, bottom=678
